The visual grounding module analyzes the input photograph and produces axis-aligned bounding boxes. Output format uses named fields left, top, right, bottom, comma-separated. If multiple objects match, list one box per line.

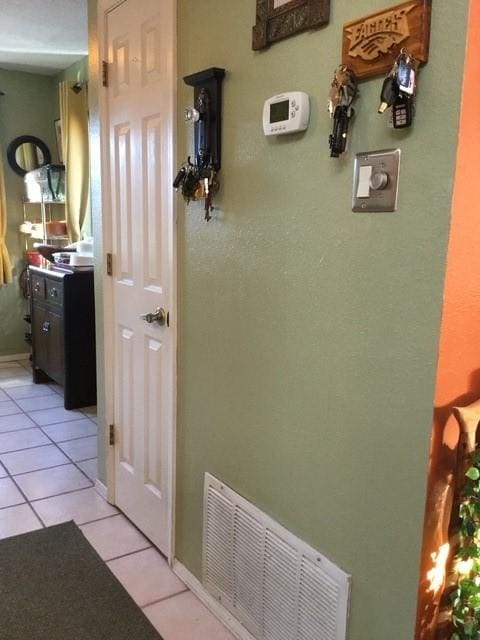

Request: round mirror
left=7, top=136, right=51, bottom=176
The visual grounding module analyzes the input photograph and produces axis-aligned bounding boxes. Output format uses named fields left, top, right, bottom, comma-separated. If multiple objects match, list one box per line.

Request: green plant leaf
left=467, top=520, right=477, bottom=537
left=466, top=467, right=480, bottom=481
left=448, top=451, right=480, bottom=636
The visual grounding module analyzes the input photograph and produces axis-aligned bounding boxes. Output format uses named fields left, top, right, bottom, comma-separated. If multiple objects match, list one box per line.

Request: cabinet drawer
left=31, top=275, right=45, bottom=300
left=46, top=279, right=63, bottom=307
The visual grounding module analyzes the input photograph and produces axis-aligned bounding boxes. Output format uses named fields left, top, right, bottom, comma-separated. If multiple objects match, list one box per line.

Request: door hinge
left=109, top=424, right=115, bottom=446
left=102, top=60, right=109, bottom=87
left=106, top=252, right=113, bottom=276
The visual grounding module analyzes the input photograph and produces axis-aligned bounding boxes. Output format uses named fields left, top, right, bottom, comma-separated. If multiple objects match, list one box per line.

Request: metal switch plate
left=352, top=148, right=401, bottom=212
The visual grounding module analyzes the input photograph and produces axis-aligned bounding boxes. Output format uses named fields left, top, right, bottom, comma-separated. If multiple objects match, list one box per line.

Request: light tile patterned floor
left=0, top=360, right=235, bottom=640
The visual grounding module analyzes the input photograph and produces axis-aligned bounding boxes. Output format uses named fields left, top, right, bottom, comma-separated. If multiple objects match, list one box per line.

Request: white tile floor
left=0, top=360, right=235, bottom=640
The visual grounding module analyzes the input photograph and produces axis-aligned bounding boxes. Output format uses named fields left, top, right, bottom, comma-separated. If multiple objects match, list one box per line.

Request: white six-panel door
left=103, top=0, right=175, bottom=556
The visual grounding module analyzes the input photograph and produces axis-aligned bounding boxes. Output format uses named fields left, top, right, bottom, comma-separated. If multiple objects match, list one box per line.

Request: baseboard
left=173, top=560, right=255, bottom=640
left=94, top=479, right=108, bottom=500
left=0, top=353, right=30, bottom=363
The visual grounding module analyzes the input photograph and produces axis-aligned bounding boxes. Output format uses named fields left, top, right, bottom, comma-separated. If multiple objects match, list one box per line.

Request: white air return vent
left=203, top=473, right=351, bottom=640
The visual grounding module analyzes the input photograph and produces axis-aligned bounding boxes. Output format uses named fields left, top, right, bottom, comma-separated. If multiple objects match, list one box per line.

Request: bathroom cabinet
left=29, top=265, right=96, bottom=409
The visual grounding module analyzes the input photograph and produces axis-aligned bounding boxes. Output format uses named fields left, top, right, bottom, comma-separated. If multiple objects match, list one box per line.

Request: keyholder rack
left=183, top=67, right=226, bottom=171
left=174, top=67, right=226, bottom=221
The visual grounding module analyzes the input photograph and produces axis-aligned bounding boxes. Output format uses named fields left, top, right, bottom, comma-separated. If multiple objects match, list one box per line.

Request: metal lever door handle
left=140, top=307, right=166, bottom=326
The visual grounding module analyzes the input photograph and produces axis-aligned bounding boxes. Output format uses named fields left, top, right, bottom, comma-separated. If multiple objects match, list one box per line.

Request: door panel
left=114, top=123, right=133, bottom=282
left=46, top=310, right=64, bottom=384
left=32, top=305, right=48, bottom=372
left=117, top=325, right=134, bottom=468
left=33, top=306, right=65, bottom=384
left=144, top=336, right=163, bottom=492
left=105, top=0, right=175, bottom=555
left=142, top=114, right=164, bottom=290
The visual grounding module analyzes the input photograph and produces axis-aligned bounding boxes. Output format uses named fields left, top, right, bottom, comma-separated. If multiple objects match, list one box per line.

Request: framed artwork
left=54, top=119, right=63, bottom=164
left=252, top=0, right=330, bottom=50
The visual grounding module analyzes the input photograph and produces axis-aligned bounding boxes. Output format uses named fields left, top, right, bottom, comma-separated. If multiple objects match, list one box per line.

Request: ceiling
left=0, top=0, right=88, bottom=76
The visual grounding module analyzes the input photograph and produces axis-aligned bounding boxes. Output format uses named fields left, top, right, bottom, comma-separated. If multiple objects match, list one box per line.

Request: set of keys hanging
left=378, top=49, right=418, bottom=129
left=327, top=49, right=419, bottom=158
left=327, top=65, right=358, bottom=158
left=173, top=158, right=219, bottom=222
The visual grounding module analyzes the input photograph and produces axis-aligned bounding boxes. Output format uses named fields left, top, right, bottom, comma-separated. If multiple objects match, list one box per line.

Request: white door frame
left=96, top=0, right=177, bottom=564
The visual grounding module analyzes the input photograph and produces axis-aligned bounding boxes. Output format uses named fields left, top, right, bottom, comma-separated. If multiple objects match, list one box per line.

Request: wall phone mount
left=183, top=67, right=226, bottom=172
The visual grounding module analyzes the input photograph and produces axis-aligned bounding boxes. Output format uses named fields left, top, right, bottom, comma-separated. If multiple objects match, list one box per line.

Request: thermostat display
left=263, top=91, right=310, bottom=136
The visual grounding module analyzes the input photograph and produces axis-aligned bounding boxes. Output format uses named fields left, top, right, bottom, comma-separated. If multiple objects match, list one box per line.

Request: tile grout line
left=1, top=453, right=46, bottom=529
left=101, top=545, right=153, bottom=563
left=141, top=588, right=190, bottom=610
left=0, top=435, right=97, bottom=456
left=26, top=501, right=47, bottom=528
left=4, top=476, right=94, bottom=504
left=2, top=372, right=84, bottom=528
left=1, top=394, right=97, bottom=431
left=77, top=512, right=120, bottom=527
left=30, top=413, right=86, bottom=424
left=0, top=441, right=71, bottom=455
left=0, top=373, right=96, bottom=514
left=0, top=484, right=108, bottom=512
left=104, top=542, right=154, bottom=563
left=7, top=394, right=98, bottom=485
left=7, top=393, right=91, bottom=425
left=37, top=428, right=98, bottom=486
left=0, top=367, right=54, bottom=528
left=8, top=461, right=75, bottom=479
left=0, top=461, right=71, bottom=487
left=40, top=432, right=98, bottom=444
left=0, top=425, right=96, bottom=439
left=4, top=388, right=60, bottom=401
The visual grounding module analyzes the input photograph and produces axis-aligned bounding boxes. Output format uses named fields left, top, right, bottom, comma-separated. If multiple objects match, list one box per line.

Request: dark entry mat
left=0, top=521, right=163, bottom=640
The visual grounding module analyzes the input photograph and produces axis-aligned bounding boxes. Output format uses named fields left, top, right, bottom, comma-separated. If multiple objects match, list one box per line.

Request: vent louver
left=203, top=474, right=351, bottom=640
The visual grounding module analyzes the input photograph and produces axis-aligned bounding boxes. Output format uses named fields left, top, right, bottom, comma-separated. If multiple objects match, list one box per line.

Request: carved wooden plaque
left=342, top=0, right=432, bottom=79
left=252, top=0, right=330, bottom=51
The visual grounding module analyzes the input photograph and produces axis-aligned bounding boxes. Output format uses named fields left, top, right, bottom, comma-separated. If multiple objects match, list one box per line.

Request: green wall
left=52, top=56, right=89, bottom=120
left=0, top=69, right=57, bottom=356
left=175, top=2, right=468, bottom=639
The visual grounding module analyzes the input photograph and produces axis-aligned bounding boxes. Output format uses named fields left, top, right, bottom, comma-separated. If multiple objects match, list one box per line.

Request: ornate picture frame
left=252, top=0, right=330, bottom=51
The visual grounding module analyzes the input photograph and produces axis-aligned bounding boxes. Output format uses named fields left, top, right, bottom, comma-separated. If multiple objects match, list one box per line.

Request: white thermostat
left=263, top=91, right=310, bottom=136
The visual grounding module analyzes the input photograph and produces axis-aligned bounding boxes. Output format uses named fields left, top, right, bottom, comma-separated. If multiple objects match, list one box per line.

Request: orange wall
left=416, top=2, right=480, bottom=638
left=434, top=1, right=480, bottom=413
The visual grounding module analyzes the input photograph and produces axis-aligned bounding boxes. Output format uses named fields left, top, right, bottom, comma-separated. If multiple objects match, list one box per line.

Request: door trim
left=96, top=0, right=178, bottom=563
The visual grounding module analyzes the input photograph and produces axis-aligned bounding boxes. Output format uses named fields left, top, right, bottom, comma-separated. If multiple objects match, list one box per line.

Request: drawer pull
left=42, top=322, right=51, bottom=333
left=34, top=283, right=41, bottom=293
left=50, top=288, right=58, bottom=298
